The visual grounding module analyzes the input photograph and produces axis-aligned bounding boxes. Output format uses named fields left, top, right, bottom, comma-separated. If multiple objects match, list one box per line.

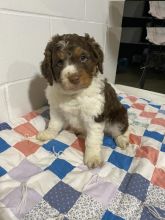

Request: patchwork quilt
left=0, top=92, right=165, bottom=220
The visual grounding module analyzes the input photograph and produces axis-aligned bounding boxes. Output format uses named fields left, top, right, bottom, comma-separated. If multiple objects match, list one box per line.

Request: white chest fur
left=46, top=76, right=105, bottom=131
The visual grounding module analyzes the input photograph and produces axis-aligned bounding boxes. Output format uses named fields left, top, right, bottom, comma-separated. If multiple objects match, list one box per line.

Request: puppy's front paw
left=84, top=151, right=103, bottom=169
left=115, top=135, right=129, bottom=149
left=36, top=129, right=57, bottom=141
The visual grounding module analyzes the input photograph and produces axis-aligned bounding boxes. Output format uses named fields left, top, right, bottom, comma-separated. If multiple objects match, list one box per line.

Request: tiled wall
left=0, top=0, right=124, bottom=122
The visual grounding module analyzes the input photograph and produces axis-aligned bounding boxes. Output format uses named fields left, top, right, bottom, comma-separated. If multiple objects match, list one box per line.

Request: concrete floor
left=115, top=66, right=165, bottom=94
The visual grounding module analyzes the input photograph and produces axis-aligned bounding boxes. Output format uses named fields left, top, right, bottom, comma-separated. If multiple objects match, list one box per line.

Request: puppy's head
left=41, top=34, right=104, bottom=92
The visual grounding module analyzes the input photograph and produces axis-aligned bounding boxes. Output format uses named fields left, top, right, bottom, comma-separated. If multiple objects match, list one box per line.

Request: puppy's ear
left=85, top=33, right=104, bottom=74
left=41, top=42, right=54, bottom=86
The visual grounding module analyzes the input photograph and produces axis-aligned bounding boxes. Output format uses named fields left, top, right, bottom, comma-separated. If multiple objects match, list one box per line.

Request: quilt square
left=128, top=157, right=155, bottom=181
left=28, top=170, right=60, bottom=196
left=143, top=130, right=164, bottom=142
left=127, top=96, right=138, bottom=103
left=132, top=103, right=145, bottom=111
left=151, top=168, right=165, bottom=189
left=0, top=138, right=10, bottom=153
left=119, top=173, right=150, bottom=201
left=63, top=167, right=94, bottom=192
left=103, top=135, right=116, bottom=149
left=108, top=191, right=143, bottom=220
left=156, top=152, right=165, bottom=169
left=151, top=118, right=165, bottom=127
left=14, top=140, right=40, bottom=156
left=44, top=181, right=81, bottom=213
left=0, top=147, right=25, bottom=171
left=23, top=199, right=59, bottom=220
left=108, top=151, right=133, bottom=171
left=140, top=111, right=157, bottom=118
left=1, top=185, right=42, bottom=219
left=67, top=194, right=104, bottom=220
left=45, top=158, right=74, bottom=179
left=136, top=146, right=159, bottom=165
left=161, top=143, right=165, bottom=152
left=56, top=130, right=77, bottom=146
left=99, top=163, right=126, bottom=186
left=23, top=111, right=39, bottom=121
left=0, top=122, right=11, bottom=131
left=43, top=139, right=68, bottom=153
left=8, top=159, right=42, bottom=182
left=102, top=210, right=124, bottom=220
left=141, top=206, right=165, bottom=220
left=83, top=175, right=118, bottom=206
left=71, top=137, right=85, bottom=153
left=159, top=109, right=165, bottom=115
left=129, top=134, right=141, bottom=145
left=14, top=122, right=38, bottom=137
left=149, top=103, right=161, bottom=110
left=145, top=184, right=165, bottom=210
left=0, top=166, right=7, bottom=177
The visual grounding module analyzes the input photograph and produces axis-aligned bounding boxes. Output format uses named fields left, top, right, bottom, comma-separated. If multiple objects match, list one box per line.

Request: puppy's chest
left=59, top=98, right=81, bottom=117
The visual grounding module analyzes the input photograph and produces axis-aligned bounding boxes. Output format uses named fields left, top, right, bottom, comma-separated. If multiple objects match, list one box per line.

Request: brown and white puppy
left=37, top=34, right=129, bottom=169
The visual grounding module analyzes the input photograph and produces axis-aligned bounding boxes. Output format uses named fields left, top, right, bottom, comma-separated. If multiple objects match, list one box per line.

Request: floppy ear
left=41, top=42, right=54, bottom=86
left=85, top=33, right=104, bottom=74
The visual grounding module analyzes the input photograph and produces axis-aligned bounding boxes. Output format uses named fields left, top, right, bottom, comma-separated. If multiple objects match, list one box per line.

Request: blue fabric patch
left=144, top=130, right=164, bottom=142
left=119, top=173, right=150, bottom=202
left=46, top=158, right=74, bottom=179
left=123, top=104, right=130, bottom=110
left=0, top=138, right=10, bottom=153
left=41, top=109, right=50, bottom=120
left=159, top=109, right=165, bottom=115
left=108, top=151, right=133, bottom=171
left=103, top=135, right=116, bottom=149
left=149, top=104, right=161, bottom=110
left=141, top=206, right=165, bottom=220
left=161, top=143, right=165, bottom=152
left=0, top=123, right=11, bottom=131
left=0, top=166, right=7, bottom=177
left=44, top=181, right=81, bottom=213
left=102, top=210, right=124, bottom=220
left=43, top=140, right=68, bottom=153
left=118, top=96, right=123, bottom=101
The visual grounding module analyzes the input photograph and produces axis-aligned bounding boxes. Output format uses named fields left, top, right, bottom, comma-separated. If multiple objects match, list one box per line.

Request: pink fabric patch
left=71, top=138, right=85, bottom=153
left=130, top=134, right=141, bottom=146
left=23, top=112, right=39, bottom=121
left=14, top=140, right=40, bottom=156
left=136, top=146, right=159, bottom=165
left=14, top=122, right=38, bottom=137
left=132, top=103, right=146, bottom=111
left=151, top=168, right=165, bottom=189
left=140, top=111, right=157, bottom=118
left=127, top=96, right=138, bottom=102
left=151, top=118, right=165, bottom=127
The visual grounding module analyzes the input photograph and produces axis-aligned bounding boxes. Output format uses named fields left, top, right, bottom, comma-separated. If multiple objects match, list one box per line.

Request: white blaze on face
left=61, top=64, right=78, bottom=88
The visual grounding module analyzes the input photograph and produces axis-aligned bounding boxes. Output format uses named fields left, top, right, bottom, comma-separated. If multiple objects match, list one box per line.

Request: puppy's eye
left=56, top=60, right=63, bottom=67
left=80, top=55, right=88, bottom=63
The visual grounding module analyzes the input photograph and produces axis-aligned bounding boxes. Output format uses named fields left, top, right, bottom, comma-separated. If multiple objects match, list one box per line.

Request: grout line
left=84, top=0, right=87, bottom=19
left=0, top=8, right=105, bottom=25
left=49, top=17, right=53, bottom=37
left=4, top=84, right=11, bottom=122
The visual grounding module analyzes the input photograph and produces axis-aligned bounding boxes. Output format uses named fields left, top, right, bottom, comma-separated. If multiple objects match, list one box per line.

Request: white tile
left=6, top=76, right=47, bottom=120
left=0, top=13, right=50, bottom=83
left=0, top=86, right=9, bottom=122
left=104, top=27, right=122, bottom=83
left=51, top=17, right=106, bottom=49
left=85, top=0, right=109, bottom=24
left=0, top=0, right=85, bottom=19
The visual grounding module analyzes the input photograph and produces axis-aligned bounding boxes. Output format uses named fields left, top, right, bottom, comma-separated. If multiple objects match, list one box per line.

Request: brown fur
left=95, top=80, right=129, bottom=134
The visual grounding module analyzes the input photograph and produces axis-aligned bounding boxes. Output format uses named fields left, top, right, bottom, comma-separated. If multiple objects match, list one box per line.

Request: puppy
left=37, top=34, right=129, bottom=168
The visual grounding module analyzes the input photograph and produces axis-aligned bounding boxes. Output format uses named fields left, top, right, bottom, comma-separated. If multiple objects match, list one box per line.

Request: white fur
left=37, top=74, right=129, bottom=168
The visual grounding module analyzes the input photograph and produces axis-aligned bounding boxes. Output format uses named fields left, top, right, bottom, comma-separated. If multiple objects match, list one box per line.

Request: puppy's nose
left=68, top=74, right=80, bottom=84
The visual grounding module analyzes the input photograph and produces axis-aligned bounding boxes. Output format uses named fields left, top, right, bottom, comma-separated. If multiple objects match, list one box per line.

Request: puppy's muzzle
left=68, top=73, right=80, bottom=85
